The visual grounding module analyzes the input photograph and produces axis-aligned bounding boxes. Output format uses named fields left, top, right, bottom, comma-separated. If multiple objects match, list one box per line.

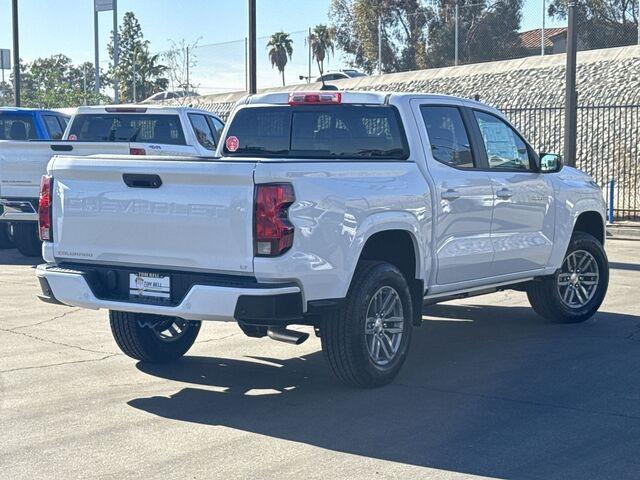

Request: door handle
left=441, top=189, right=461, bottom=201
left=122, top=173, right=162, bottom=189
left=496, top=188, right=513, bottom=199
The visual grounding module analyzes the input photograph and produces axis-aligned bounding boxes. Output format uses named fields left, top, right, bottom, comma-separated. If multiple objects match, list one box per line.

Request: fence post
left=608, top=178, right=615, bottom=223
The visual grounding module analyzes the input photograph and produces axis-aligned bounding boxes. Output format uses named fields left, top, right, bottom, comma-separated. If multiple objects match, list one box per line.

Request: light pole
left=454, top=2, right=459, bottom=66
left=248, top=0, right=257, bottom=94
left=378, top=14, right=383, bottom=74
left=113, top=0, right=119, bottom=103
left=11, top=0, right=20, bottom=106
left=564, top=0, right=578, bottom=168
left=541, top=0, right=546, bottom=56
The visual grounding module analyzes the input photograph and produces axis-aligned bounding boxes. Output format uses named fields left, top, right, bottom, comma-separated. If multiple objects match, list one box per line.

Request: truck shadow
left=0, top=248, right=41, bottom=266
left=129, top=304, right=640, bottom=479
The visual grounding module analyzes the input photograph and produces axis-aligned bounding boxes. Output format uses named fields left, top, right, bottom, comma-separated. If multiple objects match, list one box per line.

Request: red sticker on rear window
left=225, top=135, right=239, bottom=152
left=68, top=134, right=77, bottom=141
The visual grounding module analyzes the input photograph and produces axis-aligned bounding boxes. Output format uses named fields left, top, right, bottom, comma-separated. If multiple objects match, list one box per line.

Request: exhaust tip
left=267, top=328, right=309, bottom=345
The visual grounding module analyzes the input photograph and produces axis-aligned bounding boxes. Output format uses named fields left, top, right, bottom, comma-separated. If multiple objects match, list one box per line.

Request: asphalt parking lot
left=1, top=240, right=640, bottom=480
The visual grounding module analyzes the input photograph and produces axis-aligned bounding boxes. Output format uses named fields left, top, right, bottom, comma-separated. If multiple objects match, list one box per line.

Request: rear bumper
left=36, top=264, right=304, bottom=322
left=0, top=197, right=38, bottom=222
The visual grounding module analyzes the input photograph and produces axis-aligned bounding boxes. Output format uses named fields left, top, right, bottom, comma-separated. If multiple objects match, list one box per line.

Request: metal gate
left=503, top=105, right=640, bottom=222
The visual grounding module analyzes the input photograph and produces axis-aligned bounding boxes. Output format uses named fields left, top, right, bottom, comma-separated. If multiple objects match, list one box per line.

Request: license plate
left=129, top=272, right=171, bottom=299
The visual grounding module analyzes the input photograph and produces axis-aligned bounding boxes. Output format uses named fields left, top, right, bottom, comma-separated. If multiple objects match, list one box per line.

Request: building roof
left=519, top=27, right=567, bottom=49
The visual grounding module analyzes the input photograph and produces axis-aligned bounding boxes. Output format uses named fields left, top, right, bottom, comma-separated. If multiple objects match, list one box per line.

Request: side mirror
left=540, top=153, right=562, bottom=173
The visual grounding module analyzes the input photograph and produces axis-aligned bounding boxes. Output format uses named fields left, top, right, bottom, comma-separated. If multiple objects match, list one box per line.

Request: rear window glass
left=0, top=114, right=37, bottom=140
left=223, top=105, right=408, bottom=159
left=67, top=113, right=186, bottom=145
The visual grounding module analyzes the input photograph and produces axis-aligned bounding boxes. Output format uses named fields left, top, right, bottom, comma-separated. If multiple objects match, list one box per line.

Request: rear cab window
left=67, top=113, right=186, bottom=145
left=223, top=104, right=409, bottom=160
left=0, top=114, right=37, bottom=140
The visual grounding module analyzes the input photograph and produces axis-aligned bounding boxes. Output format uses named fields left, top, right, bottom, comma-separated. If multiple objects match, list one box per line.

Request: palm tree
left=267, top=32, right=293, bottom=86
left=308, top=24, right=336, bottom=78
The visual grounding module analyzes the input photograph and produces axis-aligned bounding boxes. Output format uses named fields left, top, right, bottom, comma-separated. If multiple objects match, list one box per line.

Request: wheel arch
left=349, top=218, right=426, bottom=325
left=573, top=210, right=605, bottom=245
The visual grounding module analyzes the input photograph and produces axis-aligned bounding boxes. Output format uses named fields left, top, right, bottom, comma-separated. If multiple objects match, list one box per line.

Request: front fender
left=549, top=169, right=606, bottom=269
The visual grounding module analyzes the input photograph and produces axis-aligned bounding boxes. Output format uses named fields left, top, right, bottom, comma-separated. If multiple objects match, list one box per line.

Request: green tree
left=267, top=31, right=294, bottom=86
left=427, top=0, right=525, bottom=68
left=108, top=11, right=168, bottom=103
left=308, top=24, right=337, bottom=77
left=548, top=0, right=639, bottom=49
left=0, top=56, right=108, bottom=108
left=330, top=0, right=429, bottom=74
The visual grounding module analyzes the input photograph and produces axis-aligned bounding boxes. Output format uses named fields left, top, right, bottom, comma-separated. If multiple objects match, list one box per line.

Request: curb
left=607, top=226, right=640, bottom=241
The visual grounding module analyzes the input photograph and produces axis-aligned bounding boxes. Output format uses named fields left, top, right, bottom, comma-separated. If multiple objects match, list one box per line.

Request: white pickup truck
left=36, top=91, right=609, bottom=387
left=0, top=105, right=224, bottom=256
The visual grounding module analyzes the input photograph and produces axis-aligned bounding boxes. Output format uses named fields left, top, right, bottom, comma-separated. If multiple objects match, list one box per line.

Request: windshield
left=223, top=105, right=408, bottom=160
left=67, top=113, right=186, bottom=144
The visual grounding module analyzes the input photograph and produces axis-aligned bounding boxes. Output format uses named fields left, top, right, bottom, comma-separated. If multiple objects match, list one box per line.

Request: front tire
left=321, top=261, right=414, bottom=388
left=527, top=232, right=609, bottom=323
left=109, top=311, right=201, bottom=362
left=11, top=222, right=42, bottom=257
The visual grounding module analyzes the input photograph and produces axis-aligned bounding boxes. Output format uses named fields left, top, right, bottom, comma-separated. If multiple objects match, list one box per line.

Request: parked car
left=142, top=90, right=200, bottom=103
left=0, top=108, right=70, bottom=250
left=315, top=69, right=366, bottom=82
left=36, top=91, right=609, bottom=387
left=0, top=105, right=223, bottom=257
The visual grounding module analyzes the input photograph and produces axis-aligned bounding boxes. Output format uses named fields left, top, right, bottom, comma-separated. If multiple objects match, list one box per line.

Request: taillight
left=38, top=175, right=53, bottom=242
left=288, top=92, right=342, bottom=105
left=254, top=183, right=295, bottom=257
left=129, top=147, right=146, bottom=155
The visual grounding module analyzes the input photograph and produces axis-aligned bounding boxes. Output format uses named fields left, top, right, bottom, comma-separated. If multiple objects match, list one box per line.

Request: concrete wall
left=170, top=45, right=640, bottom=120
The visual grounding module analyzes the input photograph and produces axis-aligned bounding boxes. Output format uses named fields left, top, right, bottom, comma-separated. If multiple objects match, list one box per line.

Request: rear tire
left=109, top=311, right=201, bottom=362
left=0, top=223, right=13, bottom=249
left=527, top=232, right=608, bottom=323
left=12, top=222, right=42, bottom=257
left=321, top=261, right=413, bottom=388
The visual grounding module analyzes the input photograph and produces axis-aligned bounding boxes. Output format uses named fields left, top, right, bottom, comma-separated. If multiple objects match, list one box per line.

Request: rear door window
left=420, top=106, right=475, bottom=169
left=188, top=113, right=217, bottom=150
left=43, top=115, right=64, bottom=139
left=224, top=105, right=408, bottom=159
left=0, top=115, right=37, bottom=140
left=67, top=113, right=186, bottom=145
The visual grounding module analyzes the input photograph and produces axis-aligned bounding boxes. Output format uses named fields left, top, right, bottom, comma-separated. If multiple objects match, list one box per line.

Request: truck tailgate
left=0, top=141, right=129, bottom=198
left=49, top=156, right=256, bottom=273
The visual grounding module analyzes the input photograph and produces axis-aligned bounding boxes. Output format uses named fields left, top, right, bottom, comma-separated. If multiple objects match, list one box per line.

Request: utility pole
left=113, top=0, right=119, bottom=103
left=248, top=0, right=257, bottom=94
left=454, top=2, right=459, bottom=66
left=564, top=0, right=578, bottom=168
left=11, top=0, right=20, bottom=106
left=94, top=7, right=100, bottom=94
left=378, top=15, right=382, bottom=75
left=541, top=0, right=546, bottom=56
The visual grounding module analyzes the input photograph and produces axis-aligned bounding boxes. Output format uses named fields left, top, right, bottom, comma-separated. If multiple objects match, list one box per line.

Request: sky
left=0, top=0, right=565, bottom=94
